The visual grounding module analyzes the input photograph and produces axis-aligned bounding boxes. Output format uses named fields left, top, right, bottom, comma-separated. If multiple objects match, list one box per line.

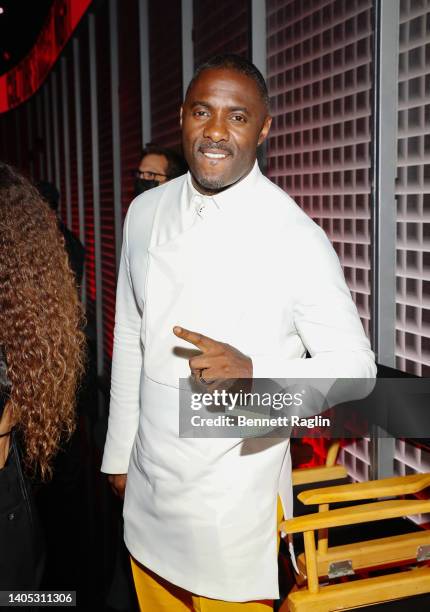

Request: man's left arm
left=251, top=224, right=376, bottom=380
left=176, top=224, right=376, bottom=383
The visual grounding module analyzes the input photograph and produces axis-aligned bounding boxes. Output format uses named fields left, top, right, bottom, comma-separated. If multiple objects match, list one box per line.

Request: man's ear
left=180, top=106, right=183, bottom=127
left=257, top=115, right=272, bottom=146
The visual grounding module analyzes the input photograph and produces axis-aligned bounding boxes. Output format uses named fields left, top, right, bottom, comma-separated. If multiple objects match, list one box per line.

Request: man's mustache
left=197, top=142, right=234, bottom=156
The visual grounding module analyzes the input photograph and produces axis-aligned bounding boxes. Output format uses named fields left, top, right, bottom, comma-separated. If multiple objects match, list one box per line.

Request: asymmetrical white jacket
left=101, top=162, right=376, bottom=601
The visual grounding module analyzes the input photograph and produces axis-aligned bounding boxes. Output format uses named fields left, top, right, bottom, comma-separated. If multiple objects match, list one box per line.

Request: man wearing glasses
left=134, top=144, right=188, bottom=195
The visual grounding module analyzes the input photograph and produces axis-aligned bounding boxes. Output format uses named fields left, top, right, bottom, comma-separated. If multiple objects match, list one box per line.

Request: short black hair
left=186, top=53, right=269, bottom=109
left=141, top=144, right=188, bottom=179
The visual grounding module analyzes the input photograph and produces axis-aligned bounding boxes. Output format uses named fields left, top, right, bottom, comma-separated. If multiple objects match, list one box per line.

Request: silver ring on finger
left=199, top=370, right=215, bottom=385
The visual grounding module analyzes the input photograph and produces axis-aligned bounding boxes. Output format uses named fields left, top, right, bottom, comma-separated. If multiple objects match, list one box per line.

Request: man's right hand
left=108, top=473, right=127, bottom=499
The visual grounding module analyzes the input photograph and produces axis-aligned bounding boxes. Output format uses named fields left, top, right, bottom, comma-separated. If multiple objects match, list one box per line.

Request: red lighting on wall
left=0, top=0, right=91, bottom=114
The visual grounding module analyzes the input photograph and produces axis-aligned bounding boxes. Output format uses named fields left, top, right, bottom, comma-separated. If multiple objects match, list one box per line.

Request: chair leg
left=303, top=531, right=319, bottom=594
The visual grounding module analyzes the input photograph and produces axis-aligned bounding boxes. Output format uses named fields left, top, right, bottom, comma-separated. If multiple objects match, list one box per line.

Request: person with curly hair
left=0, top=162, right=86, bottom=591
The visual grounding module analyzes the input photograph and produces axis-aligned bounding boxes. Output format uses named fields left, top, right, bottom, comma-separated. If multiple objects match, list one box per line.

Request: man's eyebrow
left=190, top=100, right=211, bottom=108
left=190, top=101, right=250, bottom=114
left=227, top=106, right=250, bottom=114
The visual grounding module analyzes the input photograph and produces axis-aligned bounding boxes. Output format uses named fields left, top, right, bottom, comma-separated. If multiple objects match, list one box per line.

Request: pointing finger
left=173, top=326, right=218, bottom=351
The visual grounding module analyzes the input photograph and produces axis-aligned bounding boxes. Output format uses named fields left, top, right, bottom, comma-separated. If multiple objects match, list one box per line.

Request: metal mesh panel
left=55, top=71, right=67, bottom=225
left=96, top=9, right=115, bottom=369
left=118, top=0, right=142, bottom=218
left=34, top=91, right=47, bottom=181
left=0, top=114, right=6, bottom=162
left=266, top=0, right=373, bottom=338
left=15, top=104, right=31, bottom=176
left=66, top=52, right=80, bottom=239
left=395, top=439, right=430, bottom=523
left=148, top=0, right=182, bottom=148
left=80, top=28, right=96, bottom=325
left=339, top=438, right=371, bottom=482
left=395, top=0, right=430, bottom=376
left=193, top=0, right=251, bottom=68
left=42, top=84, right=54, bottom=184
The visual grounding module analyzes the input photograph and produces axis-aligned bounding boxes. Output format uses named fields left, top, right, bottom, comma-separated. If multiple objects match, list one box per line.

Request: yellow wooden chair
left=278, top=441, right=348, bottom=592
left=291, top=441, right=347, bottom=487
left=279, top=473, right=430, bottom=611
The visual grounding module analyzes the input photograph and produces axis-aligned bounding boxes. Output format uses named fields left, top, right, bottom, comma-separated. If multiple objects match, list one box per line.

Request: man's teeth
left=203, top=152, right=227, bottom=159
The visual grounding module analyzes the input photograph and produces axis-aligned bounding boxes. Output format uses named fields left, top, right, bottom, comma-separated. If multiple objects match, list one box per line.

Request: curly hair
left=0, top=162, right=86, bottom=480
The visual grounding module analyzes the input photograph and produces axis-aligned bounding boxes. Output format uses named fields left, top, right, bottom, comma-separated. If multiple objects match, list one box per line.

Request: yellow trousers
left=130, top=499, right=284, bottom=611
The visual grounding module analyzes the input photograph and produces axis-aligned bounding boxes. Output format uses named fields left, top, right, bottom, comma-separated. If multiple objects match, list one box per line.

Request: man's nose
left=203, top=114, right=229, bottom=142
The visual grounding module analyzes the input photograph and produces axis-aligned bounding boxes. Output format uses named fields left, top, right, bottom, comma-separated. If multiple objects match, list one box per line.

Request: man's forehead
left=139, top=153, right=167, bottom=169
left=187, top=68, right=263, bottom=105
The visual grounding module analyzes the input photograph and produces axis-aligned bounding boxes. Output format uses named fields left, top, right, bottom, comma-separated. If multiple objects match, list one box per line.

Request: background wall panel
left=79, top=25, right=97, bottom=329
left=42, top=83, right=54, bottom=184
left=35, top=91, right=47, bottom=181
left=193, top=0, right=251, bottom=66
left=16, top=104, right=31, bottom=177
left=53, top=70, right=67, bottom=223
left=66, top=49, right=80, bottom=238
left=148, top=0, right=183, bottom=148
left=0, top=113, right=7, bottom=162
left=395, top=0, right=430, bottom=376
left=95, top=9, right=115, bottom=369
left=267, top=0, right=374, bottom=339
left=118, top=0, right=143, bottom=218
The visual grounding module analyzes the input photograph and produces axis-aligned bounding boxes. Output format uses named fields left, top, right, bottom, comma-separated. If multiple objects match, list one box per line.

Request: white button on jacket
left=101, top=162, right=376, bottom=602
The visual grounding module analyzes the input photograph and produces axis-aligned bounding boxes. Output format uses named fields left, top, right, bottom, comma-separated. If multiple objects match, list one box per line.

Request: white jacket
left=101, top=163, right=376, bottom=601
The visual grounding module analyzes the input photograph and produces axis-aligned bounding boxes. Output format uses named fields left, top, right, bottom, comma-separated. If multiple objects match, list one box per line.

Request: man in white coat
left=102, top=54, right=376, bottom=610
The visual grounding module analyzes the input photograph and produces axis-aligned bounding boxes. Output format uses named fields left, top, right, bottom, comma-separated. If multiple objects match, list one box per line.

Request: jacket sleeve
left=251, top=224, right=377, bottom=381
left=101, top=206, right=143, bottom=474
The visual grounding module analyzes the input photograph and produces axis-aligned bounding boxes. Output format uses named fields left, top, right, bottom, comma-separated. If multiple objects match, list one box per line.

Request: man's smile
left=202, top=151, right=229, bottom=160
left=197, top=145, right=233, bottom=165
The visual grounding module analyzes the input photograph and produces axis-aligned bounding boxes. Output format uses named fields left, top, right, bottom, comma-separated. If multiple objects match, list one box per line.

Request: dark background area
left=0, top=0, right=53, bottom=75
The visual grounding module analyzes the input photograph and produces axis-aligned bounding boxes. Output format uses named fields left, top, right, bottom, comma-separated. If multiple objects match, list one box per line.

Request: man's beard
left=194, top=173, right=227, bottom=192
left=192, top=141, right=234, bottom=193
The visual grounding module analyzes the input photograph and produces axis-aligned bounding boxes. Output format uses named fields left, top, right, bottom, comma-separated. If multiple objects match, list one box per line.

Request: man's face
left=181, top=68, right=272, bottom=195
left=138, top=153, right=169, bottom=183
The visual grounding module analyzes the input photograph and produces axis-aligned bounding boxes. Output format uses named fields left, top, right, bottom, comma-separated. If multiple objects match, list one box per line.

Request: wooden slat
left=325, top=442, right=340, bottom=467
left=280, top=499, right=430, bottom=534
left=297, top=530, right=430, bottom=576
left=286, top=566, right=430, bottom=612
left=292, top=465, right=348, bottom=486
left=303, top=530, right=319, bottom=593
left=298, top=472, right=430, bottom=506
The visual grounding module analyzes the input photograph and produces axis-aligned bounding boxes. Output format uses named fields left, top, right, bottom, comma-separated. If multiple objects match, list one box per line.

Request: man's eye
left=232, top=115, right=246, bottom=122
left=193, top=110, right=209, bottom=117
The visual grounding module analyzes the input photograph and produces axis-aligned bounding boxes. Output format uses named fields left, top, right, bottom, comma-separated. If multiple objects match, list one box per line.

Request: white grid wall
left=266, top=0, right=373, bottom=338
left=395, top=0, right=430, bottom=376
left=339, top=438, right=371, bottom=482
left=395, top=439, right=430, bottom=523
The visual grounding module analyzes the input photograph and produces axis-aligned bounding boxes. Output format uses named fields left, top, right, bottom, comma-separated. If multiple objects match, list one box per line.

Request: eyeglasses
left=134, top=170, right=168, bottom=181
